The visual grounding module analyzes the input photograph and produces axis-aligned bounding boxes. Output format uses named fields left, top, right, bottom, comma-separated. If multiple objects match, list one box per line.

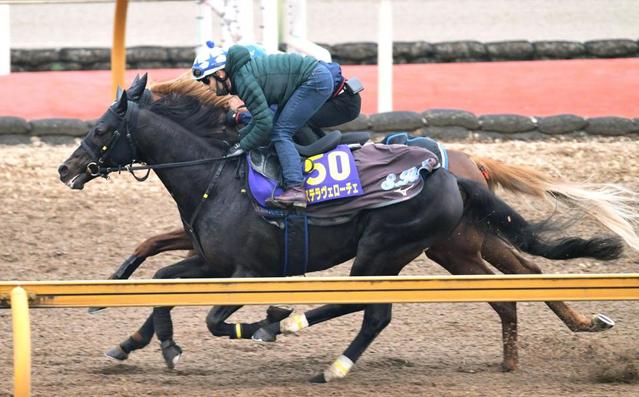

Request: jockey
left=192, top=41, right=360, bottom=208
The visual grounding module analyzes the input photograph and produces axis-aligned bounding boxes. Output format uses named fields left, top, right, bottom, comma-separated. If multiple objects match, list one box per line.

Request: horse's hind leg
left=207, top=305, right=294, bottom=340
left=105, top=315, right=155, bottom=361
left=252, top=303, right=365, bottom=342
left=427, top=226, right=519, bottom=372
left=481, top=235, right=615, bottom=332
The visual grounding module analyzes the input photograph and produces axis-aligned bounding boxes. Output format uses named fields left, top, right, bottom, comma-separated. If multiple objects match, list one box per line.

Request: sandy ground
left=0, top=135, right=638, bottom=396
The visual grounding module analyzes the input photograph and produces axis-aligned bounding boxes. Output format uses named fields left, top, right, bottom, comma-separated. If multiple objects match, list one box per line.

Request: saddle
left=382, top=132, right=449, bottom=169
left=249, top=130, right=371, bottom=183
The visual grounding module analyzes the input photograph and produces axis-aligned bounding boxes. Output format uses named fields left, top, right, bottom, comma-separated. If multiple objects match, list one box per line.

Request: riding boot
left=267, top=185, right=307, bottom=208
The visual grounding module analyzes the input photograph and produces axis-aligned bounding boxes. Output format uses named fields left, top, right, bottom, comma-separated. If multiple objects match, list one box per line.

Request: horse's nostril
left=58, top=164, right=69, bottom=178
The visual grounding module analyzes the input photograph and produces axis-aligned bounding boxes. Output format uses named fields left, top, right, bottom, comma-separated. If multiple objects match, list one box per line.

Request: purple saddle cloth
left=247, top=143, right=440, bottom=219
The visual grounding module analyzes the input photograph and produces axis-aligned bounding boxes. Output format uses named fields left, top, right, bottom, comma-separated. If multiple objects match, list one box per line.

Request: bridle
left=79, top=101, right=238, bottom=182
left=80, top=101, right=146, bottom=180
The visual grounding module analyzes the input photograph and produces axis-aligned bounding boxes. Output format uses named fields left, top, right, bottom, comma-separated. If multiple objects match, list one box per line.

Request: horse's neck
left=135, top=110, right=230, bottom=216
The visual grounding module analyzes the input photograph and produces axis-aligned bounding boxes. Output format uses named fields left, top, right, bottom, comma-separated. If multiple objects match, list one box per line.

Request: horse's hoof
left=105, top=345, right=129, bottom=361
left=266, top=305, right=294, bottom=323
left=251, top=328, right=277, bottom=342
left=160, top=340, right=182, bottom=370
left=500, top=359, right=517, bottom=372
left=309, top=373, right=327, bottom=383
left=88, top=306, right=107, bottom=314
left=591, top=314, right=615, bottom=331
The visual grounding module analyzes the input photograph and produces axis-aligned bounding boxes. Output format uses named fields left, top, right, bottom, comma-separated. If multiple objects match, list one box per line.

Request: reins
left=90, top=153, right=239, bottom=182
left=84, top=101, right=239, bottom=181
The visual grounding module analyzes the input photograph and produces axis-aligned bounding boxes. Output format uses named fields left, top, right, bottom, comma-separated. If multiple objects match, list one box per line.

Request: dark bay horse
left=58, top=91, right=623, bottom=382
left=90, top=74, right=639, bottom=373
left=100, top=151, right=631, bottom=371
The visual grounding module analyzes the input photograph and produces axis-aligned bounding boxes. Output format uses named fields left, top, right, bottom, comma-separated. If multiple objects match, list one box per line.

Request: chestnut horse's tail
left=470, top=155, right=639, bottom=252
left=457, top=178, right=623, bottom=261
left=149, top=71, right=235, bottom=110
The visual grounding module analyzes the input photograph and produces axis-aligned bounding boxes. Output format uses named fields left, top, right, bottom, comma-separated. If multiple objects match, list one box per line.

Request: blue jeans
left=272, top=64, right=333, bottom=187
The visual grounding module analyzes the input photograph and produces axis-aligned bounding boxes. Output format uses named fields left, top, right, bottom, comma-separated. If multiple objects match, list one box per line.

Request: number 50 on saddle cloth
left=247, top=143, right=440, bottom=220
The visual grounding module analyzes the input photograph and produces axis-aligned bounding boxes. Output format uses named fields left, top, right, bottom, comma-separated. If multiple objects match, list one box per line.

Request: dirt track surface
left=0, top=136, right=638, bottom=396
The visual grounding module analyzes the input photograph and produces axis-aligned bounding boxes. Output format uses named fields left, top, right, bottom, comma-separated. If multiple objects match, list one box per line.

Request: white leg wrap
left=280, top=313, right=309, bottom=334
left=323, top=355, right=354, bottom=382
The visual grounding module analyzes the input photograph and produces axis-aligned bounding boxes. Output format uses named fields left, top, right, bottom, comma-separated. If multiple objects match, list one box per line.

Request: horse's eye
left=94, top=126, right=107, bottom=135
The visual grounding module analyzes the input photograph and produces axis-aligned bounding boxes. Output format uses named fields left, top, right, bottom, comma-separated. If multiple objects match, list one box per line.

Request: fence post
left=11, top=287, right=31, bottom=397
left=0, top=4, right=9, bottom=75
left=260, top=0, right=279, bottom=54
left=377, top=0, right=393, bottom=112
left=112, top=0, right=128, bottom=98
left=196, top=0, right=213, bottom=46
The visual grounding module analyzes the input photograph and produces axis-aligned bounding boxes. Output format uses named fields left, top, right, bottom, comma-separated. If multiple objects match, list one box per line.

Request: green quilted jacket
left=225, top=45, right=319, bottom=150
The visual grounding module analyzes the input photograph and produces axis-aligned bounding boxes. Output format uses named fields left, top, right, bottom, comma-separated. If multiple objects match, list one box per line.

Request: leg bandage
left=280, top=313, right=309, bottom=334
left=323, top=355, right=354, bottom=382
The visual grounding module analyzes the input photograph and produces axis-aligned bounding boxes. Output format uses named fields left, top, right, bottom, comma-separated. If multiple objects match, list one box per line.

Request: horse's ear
left=128, top=73, right=149, bottom=101
left=115, top=85, right=124, bottom=101
left=139, top=73, right=148, bottom=89
left=113, top=90, right=128, bottom=115
left=131, top=74, right=140, bottom=85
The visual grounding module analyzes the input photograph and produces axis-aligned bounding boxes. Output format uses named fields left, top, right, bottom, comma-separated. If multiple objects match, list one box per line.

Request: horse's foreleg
left=105, top=315, right=154, bottom=361
left=110, top=228, right=193, bottom=280
left=90, top=228, right=195, bottom=314
left=148, top=256, right=208, bottom=369
left=481, top=235, right=615, bottom=332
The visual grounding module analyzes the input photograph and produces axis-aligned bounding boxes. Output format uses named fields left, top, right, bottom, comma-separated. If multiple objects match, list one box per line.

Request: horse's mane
left=146, top=92, right=237, bottom=147
left=149, top=71, right=234, bottom=110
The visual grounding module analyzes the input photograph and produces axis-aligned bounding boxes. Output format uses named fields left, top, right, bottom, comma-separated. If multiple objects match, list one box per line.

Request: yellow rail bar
left=4, top=274, right=639, bottom=396
left=2, top=274, right=638, bottom=308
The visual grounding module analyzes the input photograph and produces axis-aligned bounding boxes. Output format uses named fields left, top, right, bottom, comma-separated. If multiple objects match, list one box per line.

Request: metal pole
left=11, top=287, right=31, bottom=397
left=196, top=0, right=213, bottom=46
left=377, top=0, right=393, bottom=112
left=111, top=0, right=128, bottom=98
left=0, top=4, right=9, bottom=75
left=236, top=0, right=254, bottom=43
left=261, top=0, right=278, bottom=53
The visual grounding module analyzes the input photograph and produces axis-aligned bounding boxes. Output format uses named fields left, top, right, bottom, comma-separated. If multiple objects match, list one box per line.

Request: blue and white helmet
left=192, top=41, right=227, bottom=80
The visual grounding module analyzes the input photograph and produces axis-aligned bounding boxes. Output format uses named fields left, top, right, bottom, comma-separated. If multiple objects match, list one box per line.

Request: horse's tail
left=149, top=71, right=235, bottom=110
left=470, top=155, right=639, bottom=252
left=457, top=178, right=624, bottom=261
